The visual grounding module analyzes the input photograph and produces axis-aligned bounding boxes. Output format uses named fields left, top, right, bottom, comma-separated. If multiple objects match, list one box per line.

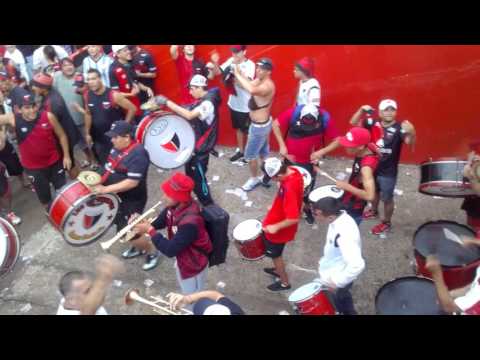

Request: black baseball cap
left=105, top=121, right=133, bottom=137
left=20, top=93, right=36, bottom=107
left=256, top=57, right=273, bottom=71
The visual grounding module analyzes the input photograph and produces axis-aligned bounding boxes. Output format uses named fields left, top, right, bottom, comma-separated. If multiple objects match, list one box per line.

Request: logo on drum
left=161, top=133, right=180, bottom=153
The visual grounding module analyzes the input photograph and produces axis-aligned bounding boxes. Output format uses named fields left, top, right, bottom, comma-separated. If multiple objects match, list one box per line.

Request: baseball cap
left=20, top=93, right=36, bottom=107
left=296, top=57, right=315, bottom=77
left=112, top=45, right=128, bottom=53
left=262, top=157, right=283, bottom=178
left=193, top=298, right=232, bottom=315
left=31, top=73, right=53, bottom=89
left=105, top=121, right=133, bottom=138
left=339, top=127, right=371, bottom=148
left=161, top=173, right=195, bottom=203
left=230, top=45, right=246, bottom=53
left=378, top=99, right=398, bottom=111
left=256, top=57, right=273, bottom=71
left=300, top=103, right=319, bottom=120
left=189, top=74, right=208, bottom=88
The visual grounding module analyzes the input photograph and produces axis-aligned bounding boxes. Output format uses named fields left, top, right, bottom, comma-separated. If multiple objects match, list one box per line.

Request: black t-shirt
left=103, top=144, right=150, bottom=202
left=375, top=121, right=406, bottom=177
left=132, top=49, right=156, bottom=89
left=86, top=88, right=124, bottom=143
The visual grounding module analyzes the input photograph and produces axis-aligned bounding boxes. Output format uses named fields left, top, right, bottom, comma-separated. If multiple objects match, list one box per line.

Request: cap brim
left=339, top=136, right=357, bottom=148
left=105, top=131, right=118, bottom=138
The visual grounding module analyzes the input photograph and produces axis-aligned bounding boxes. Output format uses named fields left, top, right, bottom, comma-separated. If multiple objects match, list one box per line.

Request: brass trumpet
left=124, top=288, right=193, bottom=315
left=100, top=200, right=163, bottom=251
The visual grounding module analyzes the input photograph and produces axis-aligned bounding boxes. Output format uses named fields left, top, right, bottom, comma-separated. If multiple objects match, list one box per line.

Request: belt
left=250, top=118, right=272, bottom=128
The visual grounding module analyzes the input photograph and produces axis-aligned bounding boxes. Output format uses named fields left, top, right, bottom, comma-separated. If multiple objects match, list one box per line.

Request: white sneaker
left=242, top=177, right=262, bottom=192
left=7, top=212, right=22, bottom=225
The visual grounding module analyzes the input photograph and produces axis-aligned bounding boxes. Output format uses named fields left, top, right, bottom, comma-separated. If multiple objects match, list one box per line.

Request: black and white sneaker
left=260, top=175, right=272, bottom=188
left=230, top=151, right=244, bottom=162
left=121, top=247, right=145, bottom=259
left=263, top=267, right=280, bottom=277
left=267, top=281, right=291, bottom=292
left=142, top=252, right=160, bottom=271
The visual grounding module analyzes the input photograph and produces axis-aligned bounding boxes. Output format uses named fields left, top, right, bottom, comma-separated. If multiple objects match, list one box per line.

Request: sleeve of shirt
left=55, top=46, right=69, bottom=60
left=145, top=54, right=157, bottom=72
left=330, top=231, right=366, bottom=288
left=151, top=208, right=168, bottom=230
left=220, top=58, right=233, bottom=72
left=277, top=107, right=295, bottom=133
left=194, top=100, right=214, bottom=122
left=361, top=155, right=379, bottom=171
left=246, top=61, right=256, bottom=80
left=152, top=223, right=198, bottom=257
left=125, top=149, right=149, bottom=181
left=307, top=86, right=321, bottom=106
left=282, top=182, right=302, bottom=220
left=109, top=67, right=119, bottom=90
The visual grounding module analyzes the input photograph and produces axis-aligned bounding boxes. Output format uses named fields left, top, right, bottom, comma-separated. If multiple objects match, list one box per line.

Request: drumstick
left=319, top=171, right=337, bottom=183
left=443, top=228, right=464, bottom=246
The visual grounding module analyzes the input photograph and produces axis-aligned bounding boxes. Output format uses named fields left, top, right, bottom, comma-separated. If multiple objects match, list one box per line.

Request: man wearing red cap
left=126, top=173, right=213, bottom=295
left=312, top=127, right=379, bottom=225
left=0, top=93, right=71, bottom=208
left=210, top=45, right=256, bottom=163
left=294, top=57, right=321, bottom=107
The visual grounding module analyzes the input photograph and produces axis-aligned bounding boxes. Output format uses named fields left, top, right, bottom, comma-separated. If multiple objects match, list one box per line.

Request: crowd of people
left=0, top=45, right=478, bottom=316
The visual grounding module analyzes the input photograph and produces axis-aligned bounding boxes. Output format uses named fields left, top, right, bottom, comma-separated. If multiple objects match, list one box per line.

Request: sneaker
left=242, top=177, right=262, bottom=192
left=142, top=252, right=160, bottom=271
left=230, top=151, right=244, bottom=162
left=210, top=149, right=219, bottom=157
left=264, top=267, right=280, bottom=277
left=260, top=175, right=271, bottom=188
left=363, top=208, right=379, bottom=220
left=121, top=247, right=145, bottom=259
left=371, top=221, right=392, bottom=236
left=7, top=212, right=22, bottom=225
left=267, top=281, right=291, bottom=292
left=80, top=160, right=91, bottom=169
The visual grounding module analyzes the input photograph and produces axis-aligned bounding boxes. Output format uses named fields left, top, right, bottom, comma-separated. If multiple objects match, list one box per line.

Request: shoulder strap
left=101, top=142, right=140, bottom=184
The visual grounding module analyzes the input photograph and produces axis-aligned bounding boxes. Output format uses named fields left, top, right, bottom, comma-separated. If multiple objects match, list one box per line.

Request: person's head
left=59, top=271, right=93, bottom=309
left=60, top=57, right=75, bottom=77
left=339, top=127, right=371, bottom=156
left=262, top=157, right=289, bottom=182
left=230, top=45, right=247, bottom=63
left=86, top=68, right=103, bottom=92
left=31, top=72, right=53, bottom=96
left=188, top=74, right=208, bottom=99
left=193, top=298, right=232, bottom=315
left=112, top=45, right=132, bottom=62
left=312, top=197, right=343, bottom=224
left=87, top=45, right=103, bottom=59
left=105, top=121, right=133, bottom=150
left=294, top=57, right=314, bottom=80
left=0, top=71, right=12, bottom=93
left=255, top=58, right=273, bottom=80
left=43, top=45, right=58, bottom=62
left=183, top=45, right=195, bottom=57
left=378, top=99, right=397, bottom=123
left=19, top=93, right=39, bottom=120
left=161, top=173, right=195, bottom=207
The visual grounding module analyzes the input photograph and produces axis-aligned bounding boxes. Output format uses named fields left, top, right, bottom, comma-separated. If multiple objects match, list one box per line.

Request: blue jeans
left=376, top=175, right=397, bottom=202
left=244, top=120, right=272, bottom=161
left=175, top=263, right=208, bottom=311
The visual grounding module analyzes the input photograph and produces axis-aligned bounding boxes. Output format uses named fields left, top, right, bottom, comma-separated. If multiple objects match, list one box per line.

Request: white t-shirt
left=220, top=58, right=255, bottom=113
left=56, top=298, right=108, bottom=315
left=297, top=78, right=321, bottom=106
left=454, top=267, right=480, bottom=315
left=82, top=54, right=114, bottom=88
left=194, top=100, right=215, bottom=126
left=4, top=49, right=26, bottom=65
left=318, top=211, right=365, bottom=288
left=32, top=45, right=69, bottom=72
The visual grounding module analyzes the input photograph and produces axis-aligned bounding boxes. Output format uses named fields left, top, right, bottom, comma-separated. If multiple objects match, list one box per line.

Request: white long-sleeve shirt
left=296, top=78, right=321, bottom=106
left=32, top=45, right=69, bottom=73
left=318, top=211, right=365, bottom=288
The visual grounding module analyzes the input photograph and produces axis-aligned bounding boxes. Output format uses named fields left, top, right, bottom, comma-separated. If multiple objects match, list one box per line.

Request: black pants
left=332, top=282, right=357, bottom=315
left=93, top=141, right=112, bottom=166
left=25, top=160, right=66, bottom=205
left=185, top=153, right=213, bottom=207
left=114, top=197, right=147, bottom=231
left=0, top=141, right=23, bottom=176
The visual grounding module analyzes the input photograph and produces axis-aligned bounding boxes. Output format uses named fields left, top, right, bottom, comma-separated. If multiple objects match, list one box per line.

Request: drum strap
left=101, top=142, right=140, bottom=184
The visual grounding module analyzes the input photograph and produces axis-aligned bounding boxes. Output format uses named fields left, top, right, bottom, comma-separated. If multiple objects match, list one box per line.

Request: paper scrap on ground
left=216, top=281, right=226, bottom=289
left=113, top=280, right=123, bottom=288
left=212, top=175, right=220, bottom=181
left=433, top=196, right=447, bottom=199
left=245, top=201, right=253, bottom=207
left=278, top=310, right=290, bottom=315
left=394, top=188, right=404, bottom=196
left=218, top=152, right=224, bottom=158
left=225, top=188, right=248, bottom=201
left=345, top=168, right=352, bottom=174
left=312, top=224, right=319, bottom=230
left=144, top=279, right=155, bottom=288
left=318, top=161, right=324, bottom=165
left=232, top=161, right=246, bottom=167
left=156, top=169, right=164, bottom=173
left=335, top=172, right=347, bottom=181
left=20, top=303, right=32, bottom=313
left=288, top=263, right=317, bottom=274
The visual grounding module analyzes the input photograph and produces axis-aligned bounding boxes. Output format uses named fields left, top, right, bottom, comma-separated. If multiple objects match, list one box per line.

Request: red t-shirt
left=175, top=55, right=195, bottom=105
left=262, top=167, right=304, bottom=244
left=277, top=107, right=339, bottom=164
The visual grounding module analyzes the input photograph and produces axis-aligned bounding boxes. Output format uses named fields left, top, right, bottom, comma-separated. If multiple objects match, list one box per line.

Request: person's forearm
left=137, top=72, right=156, bottom=79
left=103, top=179, right=138, bottom=194
left=124, top=107, right=136, bottom=123
left=272, top=121, right=287, bottom=148
left=59, top=134, right=70, bottom=159
left=165, top=100, right=195, bottom=120
left=187, top=290, right=223, bottom=303
left=234, top=72, right=254, bottom=94
left=343, top=183, right=372, bottom=201
left=84, top=113, right=92, bottom=135
left=350, top=109, right=363, bottom=126
left=273, top=218, right=299, bottom=231
left=430, top=271, right=460, bottom=314
left=80, top=276, right=110, bottom=315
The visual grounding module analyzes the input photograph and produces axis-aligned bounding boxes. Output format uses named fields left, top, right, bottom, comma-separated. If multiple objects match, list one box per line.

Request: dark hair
left=43, top=45, right=58, bottom=62
left=59, top=271, right=88, bottom=296
left=87, top=68, right=101, bottom=78
left=312, top=197, right=343, bottom=217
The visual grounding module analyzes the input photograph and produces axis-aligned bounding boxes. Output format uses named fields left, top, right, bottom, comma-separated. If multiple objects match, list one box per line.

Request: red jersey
left=109, top=60, right=142, bottom=116
left=175, top=55, right=195, bottom=104
left=263, top=167, right=304, bottom=244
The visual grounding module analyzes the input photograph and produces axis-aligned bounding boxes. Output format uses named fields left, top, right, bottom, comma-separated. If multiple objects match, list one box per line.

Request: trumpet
left=100, top=200, right=163, bottom=251
left=124, top=288, right=193, bottom=315
left=120, top=217, right=156, bottom=244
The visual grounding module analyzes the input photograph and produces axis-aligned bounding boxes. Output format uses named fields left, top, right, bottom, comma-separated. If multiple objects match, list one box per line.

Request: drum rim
left=308, top=185, right=344, bottom=202
left=288, top=282, right=324, bottom=303
left=48, top=180, right=88, bottom=215
left=419, top=181, right=473, bottom=198
left=60, top=193, right=121, bottom=246
left=420, top=158, right=468, bottom=165
left=233, top=219, right=262, bottom=242
left=0, top=217, right=20, bottom=277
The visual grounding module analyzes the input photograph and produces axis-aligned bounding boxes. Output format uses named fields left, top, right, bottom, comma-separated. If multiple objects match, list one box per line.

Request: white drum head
left=291, top=166, right=312, bottom=189
left=0, top=217, right=20, bottom=276
left=233, top=219, right=262, bottom=242
left=288, top=282, right=323, bottom=302
left=143, top=114, right=196, bottom=169
left=0, top=229, right=7, bottom=267
left=309, top=185, right=344, bottom=202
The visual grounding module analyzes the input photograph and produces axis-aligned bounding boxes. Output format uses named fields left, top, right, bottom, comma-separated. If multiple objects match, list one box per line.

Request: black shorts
left=230, top=109, right=251, bottom=133
left=114, top=197, right=147, bottom=231
left=0, top=171, right=9, bottom=197
left=25, top=161, right=66, bottom=205
left=0, top=142, right=23, bottom=177
left=263, top=236, right=286, bottom=259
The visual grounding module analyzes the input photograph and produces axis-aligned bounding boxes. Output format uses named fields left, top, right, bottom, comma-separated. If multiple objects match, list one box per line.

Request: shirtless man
left=233, top=58, right=276, bottom=191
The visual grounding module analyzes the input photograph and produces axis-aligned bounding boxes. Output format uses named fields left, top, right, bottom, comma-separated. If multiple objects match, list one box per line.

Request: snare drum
left=0, top=217, right=20, bottom=278
left=419, top=158, right=474, bottom=197
left=375, top=276, right=444, bottom=315
left=291, top=166, right=312, bottom=189
left=414, top=220, right=480, bottom=289
left=288, top=282, right=337, bottom=315
left=136, top=111, right=196, bottom=169
left=309, top=185, right=344, bottom=202
left=49, top=181, right=120, bottom=246
left=232, top=219, right=265, bottom=261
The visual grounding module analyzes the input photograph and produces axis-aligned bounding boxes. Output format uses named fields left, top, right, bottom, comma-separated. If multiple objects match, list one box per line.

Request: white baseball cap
left=300, top=104, right=319, bottom=120
left=378, top=99, right=398, bottom=111
left=112, top=45, right=128, bottom=53
left=263, top=157, right=283, bottom=178
left=189, top=74, right=208, bottom=87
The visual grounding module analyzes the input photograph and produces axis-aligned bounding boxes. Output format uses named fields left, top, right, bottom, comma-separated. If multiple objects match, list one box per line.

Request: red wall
left=143, top=45, right=480, bottom=164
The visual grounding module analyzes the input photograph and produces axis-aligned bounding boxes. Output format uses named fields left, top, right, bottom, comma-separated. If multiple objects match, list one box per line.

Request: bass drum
left=0, top=217, right=20, bottom=278
left=136, top=111, right=196, bottom=170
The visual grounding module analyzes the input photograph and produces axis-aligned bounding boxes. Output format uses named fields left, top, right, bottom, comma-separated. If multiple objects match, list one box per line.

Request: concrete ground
left=0, top=145, right=467, bottom=315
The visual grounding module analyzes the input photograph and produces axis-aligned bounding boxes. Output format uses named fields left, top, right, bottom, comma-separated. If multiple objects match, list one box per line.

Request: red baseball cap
left=161, top=173, right=195, bottom=203
left=231, top=45, right=246, bottom=53
left=296, top=57, right=315, bottom=77
left=339, top=127, right=371, bottom=148
left=31, top=73, right=53, bottom=89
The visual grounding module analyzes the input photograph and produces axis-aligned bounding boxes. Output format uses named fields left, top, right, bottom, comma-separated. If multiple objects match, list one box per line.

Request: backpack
left=288, top=104, right=329, bottom=139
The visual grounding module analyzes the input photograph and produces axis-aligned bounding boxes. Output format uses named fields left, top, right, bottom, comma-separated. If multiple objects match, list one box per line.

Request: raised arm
left=170, top=45, right=179, bottom=60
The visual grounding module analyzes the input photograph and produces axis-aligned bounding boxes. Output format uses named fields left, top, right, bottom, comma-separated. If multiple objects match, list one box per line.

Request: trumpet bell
left=124, top=288, right=140, bottom=306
